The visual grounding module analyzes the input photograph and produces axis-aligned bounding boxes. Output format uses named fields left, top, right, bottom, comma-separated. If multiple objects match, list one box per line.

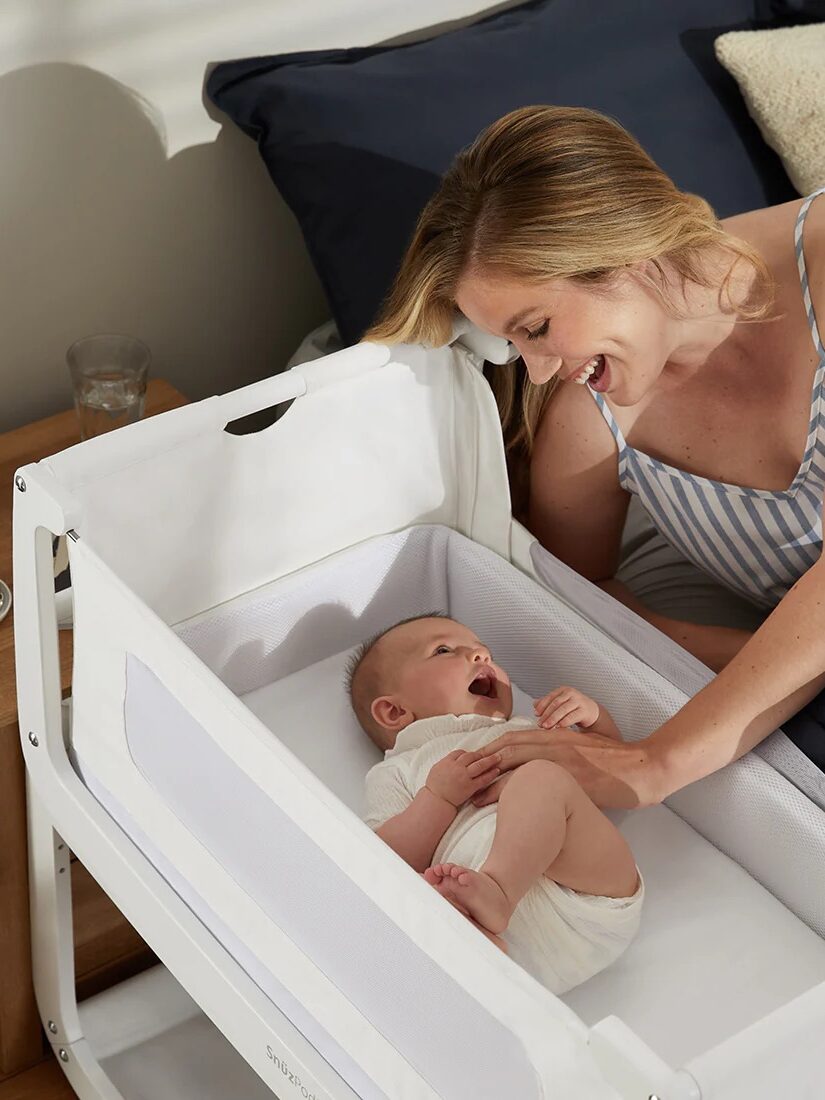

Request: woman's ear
left=371, top=696, right=413, bottom=733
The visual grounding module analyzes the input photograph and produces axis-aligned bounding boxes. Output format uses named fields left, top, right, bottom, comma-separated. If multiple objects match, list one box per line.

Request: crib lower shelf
left=76, top=965, right=275, bottom=1100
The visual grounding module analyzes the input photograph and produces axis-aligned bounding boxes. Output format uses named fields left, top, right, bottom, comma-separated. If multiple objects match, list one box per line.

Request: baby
left=349, top=613, right=643, bottom=994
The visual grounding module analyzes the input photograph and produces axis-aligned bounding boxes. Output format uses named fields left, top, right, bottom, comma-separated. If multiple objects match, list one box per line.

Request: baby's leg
left=483, top=760, right=638, bottom=900
left=429, top=761, right=637, bottom=935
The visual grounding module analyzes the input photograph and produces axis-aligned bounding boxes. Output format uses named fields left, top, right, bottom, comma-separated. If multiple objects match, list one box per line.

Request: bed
left=14, top=332, right=825, bottom=1099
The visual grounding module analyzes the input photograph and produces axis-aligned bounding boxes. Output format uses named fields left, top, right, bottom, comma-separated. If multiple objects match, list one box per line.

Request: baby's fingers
left=453, top=749, right=482, bottom=763
left=533, top=688, right=566, bottom=711
left=539, top=702, right=578, bottom=729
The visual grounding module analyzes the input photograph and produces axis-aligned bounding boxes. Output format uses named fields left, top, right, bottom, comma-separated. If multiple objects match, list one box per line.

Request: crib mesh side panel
left=124, top=657, right=541, bottom=1100
left=175, top=527, right=453, bottom=695
left=445, top=534, right=681, bottom=740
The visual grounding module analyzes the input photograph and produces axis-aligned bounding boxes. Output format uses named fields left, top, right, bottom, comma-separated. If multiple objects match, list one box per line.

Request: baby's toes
left=423, top=868, right=440, bottom=886
left=439, top=863, right=462, bottom=880
left=443, top=863, right=470, bottom=882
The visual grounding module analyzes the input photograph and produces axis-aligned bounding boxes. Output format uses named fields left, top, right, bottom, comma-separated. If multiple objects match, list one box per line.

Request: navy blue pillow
left=207, top=0, right=796, bottom=345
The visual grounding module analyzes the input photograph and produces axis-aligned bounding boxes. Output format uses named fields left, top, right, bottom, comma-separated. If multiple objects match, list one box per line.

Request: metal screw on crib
left=58, top=1048, right=69, bottom=1062
left=28, top=731, right=38, bottom=747
left=14, top=474, right=26, bottom=492
left=47, top=1020, right=58, bottom=1034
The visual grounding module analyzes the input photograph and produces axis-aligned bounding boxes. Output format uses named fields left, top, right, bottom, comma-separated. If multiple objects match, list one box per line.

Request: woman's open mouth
left=572, top=354, right=608, bottom=391
left=468, top=668, right=498, bottom=698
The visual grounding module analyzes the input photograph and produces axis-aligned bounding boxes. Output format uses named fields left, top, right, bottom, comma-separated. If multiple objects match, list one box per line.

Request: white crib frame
left=14, top=349, right=825, bottom=1100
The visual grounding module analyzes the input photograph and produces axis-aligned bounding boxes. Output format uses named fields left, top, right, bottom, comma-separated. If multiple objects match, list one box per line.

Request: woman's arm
left=597, top=577, right=754, bottom=673
left=646, top=557, right=825, bottom=793
left=485, top=557, right=825, bottom=808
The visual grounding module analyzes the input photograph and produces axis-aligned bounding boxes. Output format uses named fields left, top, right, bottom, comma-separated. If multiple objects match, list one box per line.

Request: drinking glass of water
left=67, top=334, right=150, bottom=440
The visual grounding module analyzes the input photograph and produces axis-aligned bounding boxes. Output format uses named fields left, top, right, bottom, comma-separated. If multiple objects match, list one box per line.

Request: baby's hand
left=534, top=686, right=600, bottom=730
left=425, top=750, right=501, bottom=809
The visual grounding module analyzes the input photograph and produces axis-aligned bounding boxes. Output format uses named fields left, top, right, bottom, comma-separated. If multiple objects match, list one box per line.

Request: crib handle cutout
left=219, top=342, right=391, bottom=433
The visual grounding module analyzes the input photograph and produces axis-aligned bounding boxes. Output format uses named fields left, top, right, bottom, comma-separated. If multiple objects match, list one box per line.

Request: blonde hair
left=367, top=105, right=772, bottom=471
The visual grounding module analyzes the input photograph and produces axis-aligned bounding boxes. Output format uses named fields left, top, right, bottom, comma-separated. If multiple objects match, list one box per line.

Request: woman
left=367, top=105, right=825, bottom=809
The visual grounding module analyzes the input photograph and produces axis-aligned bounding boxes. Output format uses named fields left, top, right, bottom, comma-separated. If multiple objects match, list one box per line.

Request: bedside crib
left=14, top=336, right=825, bottom=1099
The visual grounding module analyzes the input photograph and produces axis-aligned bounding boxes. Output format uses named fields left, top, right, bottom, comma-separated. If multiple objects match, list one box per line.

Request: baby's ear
left=371, top=696, right=411, bottom=732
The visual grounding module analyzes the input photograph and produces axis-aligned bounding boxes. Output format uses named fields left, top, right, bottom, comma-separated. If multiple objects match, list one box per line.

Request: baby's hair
left=345, top=611, right=449, bottom=744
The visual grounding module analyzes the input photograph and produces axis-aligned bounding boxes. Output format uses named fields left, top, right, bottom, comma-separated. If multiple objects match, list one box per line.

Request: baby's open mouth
left=469, top=668, right=498, bottom=698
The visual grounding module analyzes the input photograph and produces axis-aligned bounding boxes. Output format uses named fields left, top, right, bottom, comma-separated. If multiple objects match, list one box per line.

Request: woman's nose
left=522, top=354, right=563, bottom=386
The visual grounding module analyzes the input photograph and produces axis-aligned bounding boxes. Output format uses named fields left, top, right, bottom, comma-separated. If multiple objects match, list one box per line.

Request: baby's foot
left=426, top=862, right=512, bottom=935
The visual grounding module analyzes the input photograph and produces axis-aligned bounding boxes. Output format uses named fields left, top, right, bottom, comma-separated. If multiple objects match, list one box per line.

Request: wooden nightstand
left=0, top=380, right=188, bottom=1081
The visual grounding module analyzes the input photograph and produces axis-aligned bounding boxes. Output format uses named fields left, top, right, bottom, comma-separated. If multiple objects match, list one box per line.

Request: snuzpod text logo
left=266, top=1046, right=317, bottom=1099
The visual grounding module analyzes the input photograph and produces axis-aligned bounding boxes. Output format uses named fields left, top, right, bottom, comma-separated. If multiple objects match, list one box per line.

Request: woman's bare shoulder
left=723, top=194, right=825, bottom=327
left=529, top=381, right=629, bottom=579
left=720, top=196, right=802, bottom=244
left=532, top=377, right=619, bottom=474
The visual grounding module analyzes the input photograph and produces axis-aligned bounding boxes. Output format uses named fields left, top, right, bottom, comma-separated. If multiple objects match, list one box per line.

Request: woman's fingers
left=483, top=728, right=548, bottom=758
left=466, top=752, right=501, bottom=776
left=471, top=775, right=510, bottom=807
left=491, top=738, right=554, bottom=771
left=470, top=765, right=501, bottom=791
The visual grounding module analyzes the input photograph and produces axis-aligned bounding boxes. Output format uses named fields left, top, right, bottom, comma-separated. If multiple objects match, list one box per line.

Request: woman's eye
left=525, top=319, right=549, bottom=342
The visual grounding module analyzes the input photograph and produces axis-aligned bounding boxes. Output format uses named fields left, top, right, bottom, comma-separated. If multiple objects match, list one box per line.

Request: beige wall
left=1, top=0, right=511, bottom=432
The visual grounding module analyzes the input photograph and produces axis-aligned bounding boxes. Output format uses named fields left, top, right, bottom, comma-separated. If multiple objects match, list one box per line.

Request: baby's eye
left=525, top=319, right=549, bottom=342
left=433, top=645, right=452, bottom=656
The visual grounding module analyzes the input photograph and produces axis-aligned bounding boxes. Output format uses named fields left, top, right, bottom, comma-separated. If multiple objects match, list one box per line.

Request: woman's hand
left=481, top=725, right=661, bottom=809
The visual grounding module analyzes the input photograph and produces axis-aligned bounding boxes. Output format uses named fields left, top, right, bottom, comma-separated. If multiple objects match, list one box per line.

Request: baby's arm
left=375, top=790, right=458, bottom=873
left=534, top=686, right=623, bottom=741
left=374, top=749, right=501, bottom=873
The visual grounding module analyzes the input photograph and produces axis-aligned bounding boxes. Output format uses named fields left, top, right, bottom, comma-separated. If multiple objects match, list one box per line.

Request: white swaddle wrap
left=364, top=713, right=643, bottom=994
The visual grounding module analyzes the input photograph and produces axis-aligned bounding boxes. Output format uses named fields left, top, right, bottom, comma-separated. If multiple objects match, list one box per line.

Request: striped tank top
left=590, top=188, right=825, bottom=610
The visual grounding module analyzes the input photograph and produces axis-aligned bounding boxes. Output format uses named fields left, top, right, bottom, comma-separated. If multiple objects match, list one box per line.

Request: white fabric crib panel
left=47, top=341, right=511, bottom=626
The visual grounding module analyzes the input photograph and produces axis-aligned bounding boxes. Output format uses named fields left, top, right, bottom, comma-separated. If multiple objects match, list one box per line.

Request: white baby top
left=363, top=712, right=536, bottom=865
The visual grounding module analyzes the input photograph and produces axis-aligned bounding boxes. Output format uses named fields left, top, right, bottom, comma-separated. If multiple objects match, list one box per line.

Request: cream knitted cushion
left=715, top=24, right=825, bottom=197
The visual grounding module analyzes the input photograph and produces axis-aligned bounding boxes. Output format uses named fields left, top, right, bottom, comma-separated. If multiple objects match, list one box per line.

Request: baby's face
left=371, top=618, right=513, bottom=737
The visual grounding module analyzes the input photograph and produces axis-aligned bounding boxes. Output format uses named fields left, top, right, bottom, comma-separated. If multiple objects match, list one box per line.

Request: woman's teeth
left=573, top=356, right=601, bottom=384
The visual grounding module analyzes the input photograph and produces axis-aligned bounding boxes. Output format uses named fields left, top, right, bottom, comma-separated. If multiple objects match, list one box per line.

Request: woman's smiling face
left=454, top=267, right=676, bottom=407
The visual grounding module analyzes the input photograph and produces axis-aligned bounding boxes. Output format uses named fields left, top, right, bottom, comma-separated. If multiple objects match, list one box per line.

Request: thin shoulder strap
left=794, top=187, right=825, bottom=359
left=587, top=387, right=629, bottom=453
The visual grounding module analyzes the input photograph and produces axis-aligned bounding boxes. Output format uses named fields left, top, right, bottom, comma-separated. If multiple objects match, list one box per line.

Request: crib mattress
left=70, top=524, right=825, bottom=1097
